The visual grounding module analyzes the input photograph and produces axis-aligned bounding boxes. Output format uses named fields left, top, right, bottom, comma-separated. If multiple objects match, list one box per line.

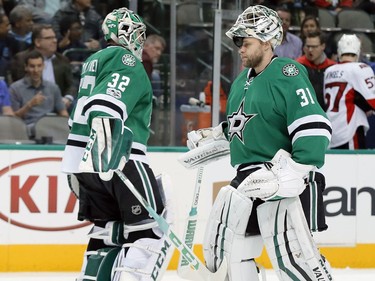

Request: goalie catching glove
left=178, top=122, right=230, bottom=169
left=79, top=117, right=133, bottom=181
left=238, top=149, right=314, bottom=200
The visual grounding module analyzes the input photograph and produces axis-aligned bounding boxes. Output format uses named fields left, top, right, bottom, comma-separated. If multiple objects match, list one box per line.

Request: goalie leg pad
left=77, top=247, right=121, bottom=281
left=88, top=221, right=127, bottom=246
left=112, top=235, right=174, bottom=281
left=257, top=197, right=333, bottom=281
left=203, top=185, right=263, bottom=281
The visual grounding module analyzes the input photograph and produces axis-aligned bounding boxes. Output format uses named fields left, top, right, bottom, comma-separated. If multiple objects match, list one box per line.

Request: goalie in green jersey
left=61, top=8, right=173, bottom=281
left=185, top=5, right=334, bottom=281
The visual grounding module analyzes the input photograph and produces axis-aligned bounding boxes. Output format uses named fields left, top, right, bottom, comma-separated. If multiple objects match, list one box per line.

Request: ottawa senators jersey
left=324, top=62, right=375, bottom=148
left=62, top=46, right=153, bottom=173
left=226, top=57, right=332, bottom=168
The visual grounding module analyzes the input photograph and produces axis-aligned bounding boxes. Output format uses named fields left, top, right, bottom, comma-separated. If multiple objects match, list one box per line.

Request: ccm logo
left=0, top=157, right=90, bottom=231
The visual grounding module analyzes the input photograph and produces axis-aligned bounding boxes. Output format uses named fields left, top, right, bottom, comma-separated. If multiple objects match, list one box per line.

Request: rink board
left=0, top=145, right=374, bottom=271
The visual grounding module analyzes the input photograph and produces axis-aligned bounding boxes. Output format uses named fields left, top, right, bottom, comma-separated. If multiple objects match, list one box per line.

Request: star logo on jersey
left=122, top=54, right=136, bottom=66
left=282, top=63, right=299, bottom=77
left=228, top=100, right=256, bottom=143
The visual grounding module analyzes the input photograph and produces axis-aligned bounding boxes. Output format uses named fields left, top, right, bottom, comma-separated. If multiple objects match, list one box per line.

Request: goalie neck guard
left=226, top=5, right=283, bottom=50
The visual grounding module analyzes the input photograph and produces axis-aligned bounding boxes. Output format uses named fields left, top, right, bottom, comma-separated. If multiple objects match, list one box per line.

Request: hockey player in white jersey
left=324, top=34, right=375, bottom=149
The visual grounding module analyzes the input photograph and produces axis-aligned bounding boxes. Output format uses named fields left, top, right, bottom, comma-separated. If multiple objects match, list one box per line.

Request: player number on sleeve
left=296, top=88, right=315, bottom=107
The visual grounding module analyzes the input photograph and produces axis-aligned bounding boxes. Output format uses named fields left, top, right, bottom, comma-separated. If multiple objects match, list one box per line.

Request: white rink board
left=0, top=148, right=374, bottom=247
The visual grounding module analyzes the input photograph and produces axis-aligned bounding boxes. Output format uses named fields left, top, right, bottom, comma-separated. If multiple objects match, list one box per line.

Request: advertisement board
left=0, top=146, right=374, bottom=270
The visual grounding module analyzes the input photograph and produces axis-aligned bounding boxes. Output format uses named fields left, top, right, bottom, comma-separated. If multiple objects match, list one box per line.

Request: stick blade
left=177, top=257, right=228, bottom=281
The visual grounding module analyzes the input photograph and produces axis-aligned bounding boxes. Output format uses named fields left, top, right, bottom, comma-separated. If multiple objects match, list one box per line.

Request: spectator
left=274, top=6, right=303, bottom=59
left=51, top=0, right=103, bottom=51
left=142, top=34, right=166, bottom=80
left=10, top=24, right=75, bottom=110
left=0, top=11, right=12, bottom=80
left=57, top=14, right=88, bottom=61
left=314, top=0, right=353, bottom=14
left=0, top=79, right=14, bottom=115
left=9, top=50, right=68, bottom=136
left=299, top=15, right=336, bottom=59
left=142, top=34, right=166, bottom=98
left=296, top=31, right=336, bottom=110
left=44, top=1, right=69, bottom=17
left=354, top=0, right=375, bottom=16
left=15, top=1, right=69, bottom=18
left=17, top=0, right=53, bottom=24
left=324, top=34, right=375, bottom=149
left=8, top=5, right=34, bottom=54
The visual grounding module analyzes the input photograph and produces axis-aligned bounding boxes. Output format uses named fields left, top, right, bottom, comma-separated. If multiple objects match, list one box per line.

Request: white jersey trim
left=85, top=94, right=128, bottom=121
left=288, top=115, right=331, bottom=134
left=292, top=129, right=332, bottom=145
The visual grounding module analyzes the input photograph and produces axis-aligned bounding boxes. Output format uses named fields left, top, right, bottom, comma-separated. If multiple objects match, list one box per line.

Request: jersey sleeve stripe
left=288, top=115, right=331, bottom=133
left=291, top=129, right=332, bottom=145
left=288, top=114, right=332, bottom=144
left=83, top=94, right=127, bottom=121
left=289, top=121, right=332, bottom=140
left=66, top=139, right=87, bottom=148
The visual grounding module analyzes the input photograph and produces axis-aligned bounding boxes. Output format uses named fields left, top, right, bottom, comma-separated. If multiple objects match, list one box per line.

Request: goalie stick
left=114, top=169, right=227, bottom=281
left=177, top=166, right=204, bottom=280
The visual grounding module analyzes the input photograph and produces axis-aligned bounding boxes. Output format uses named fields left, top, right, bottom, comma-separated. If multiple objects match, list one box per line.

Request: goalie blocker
left=178, top=122, right=230, bottom=169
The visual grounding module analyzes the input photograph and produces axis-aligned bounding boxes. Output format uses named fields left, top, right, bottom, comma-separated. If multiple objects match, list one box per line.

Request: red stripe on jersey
left=353, top=131, right=359, bottom=149
left=367, top=98, right=375, bottom=109
left=345, top=88, right=355, bottom=124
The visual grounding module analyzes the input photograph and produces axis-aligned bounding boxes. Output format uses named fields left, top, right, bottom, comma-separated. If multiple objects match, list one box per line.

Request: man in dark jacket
left=10, top=24, right=75, bottom=111
left=51, top=0, right=103, bottom=50
left=296, top=31, right=336, bottom=111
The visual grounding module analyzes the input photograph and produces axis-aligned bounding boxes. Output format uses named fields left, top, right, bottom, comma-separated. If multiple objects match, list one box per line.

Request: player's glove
left=79, top=117, right=133, bottom=181
left=178, top=122, right=230, bottom=169
left=237, top=149, right=314, bottom=201
left=186, top=121, right=228, bottom=149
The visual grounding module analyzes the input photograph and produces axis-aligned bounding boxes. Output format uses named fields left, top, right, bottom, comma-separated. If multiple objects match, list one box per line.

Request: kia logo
left=0, top=157, right=90, bottom=231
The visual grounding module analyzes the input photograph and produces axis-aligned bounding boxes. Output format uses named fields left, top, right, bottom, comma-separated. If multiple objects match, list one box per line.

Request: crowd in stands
left=0, top=0, right=374, bottom=149
left=0, top=0, right=165, bottom=142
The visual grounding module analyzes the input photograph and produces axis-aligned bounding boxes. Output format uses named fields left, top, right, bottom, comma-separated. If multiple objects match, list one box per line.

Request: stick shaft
left=179, top=166, right=204, bottom=268
left=114, top=169, right=210, bottom=276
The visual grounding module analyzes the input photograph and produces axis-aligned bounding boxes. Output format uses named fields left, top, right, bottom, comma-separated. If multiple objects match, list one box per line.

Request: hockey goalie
left=180, top=4, right=334, bottom=281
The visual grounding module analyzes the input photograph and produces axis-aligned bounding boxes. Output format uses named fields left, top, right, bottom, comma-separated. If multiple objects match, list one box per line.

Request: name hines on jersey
left=81, top=59, right=98, bottom=75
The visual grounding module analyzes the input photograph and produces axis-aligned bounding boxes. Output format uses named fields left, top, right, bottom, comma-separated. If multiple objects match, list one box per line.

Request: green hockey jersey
left=226, top=57, right=331, bottom=168
left=62, top=46, right=153, bottom=173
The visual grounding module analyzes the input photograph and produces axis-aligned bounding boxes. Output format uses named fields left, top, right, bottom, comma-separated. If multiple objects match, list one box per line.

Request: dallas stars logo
left=282, top=63, right=299, bottom=76
left=228, top=100, right=256, bottom=143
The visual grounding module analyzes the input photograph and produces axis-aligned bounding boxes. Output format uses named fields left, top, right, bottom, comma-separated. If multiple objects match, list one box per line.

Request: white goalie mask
left=102, top=7, right=146, bottom=60
left=337, top=34, right=361, bottom=61
left=226, top=5, right=283, bottom=49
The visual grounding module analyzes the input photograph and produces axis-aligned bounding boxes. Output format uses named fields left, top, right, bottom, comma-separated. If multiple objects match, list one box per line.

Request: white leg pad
left=112, top=235, right=173, bottom=281
left=257, top=197, right=333, bottom=281
left=203, top=185, right=264, bottom=281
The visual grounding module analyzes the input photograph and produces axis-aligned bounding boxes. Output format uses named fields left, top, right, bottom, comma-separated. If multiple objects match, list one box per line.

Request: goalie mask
left=337, top=34, right=361, bottom=61
left=102, top=7, right=146, bottom=60
left=226, top=5, right=283, bottom=50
